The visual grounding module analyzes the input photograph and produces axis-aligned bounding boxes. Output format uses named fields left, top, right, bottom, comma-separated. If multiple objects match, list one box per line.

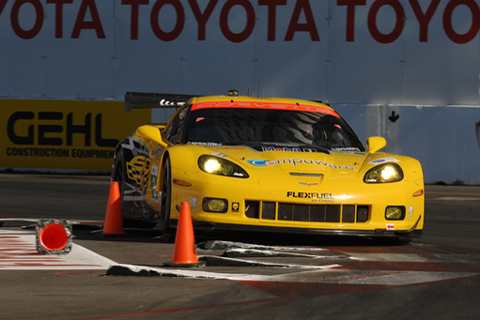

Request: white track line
left=0, top=230, right=115, bottom=270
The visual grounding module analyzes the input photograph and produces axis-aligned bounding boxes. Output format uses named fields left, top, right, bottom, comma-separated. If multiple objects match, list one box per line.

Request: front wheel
left=161, top=156, right=174, bottom=237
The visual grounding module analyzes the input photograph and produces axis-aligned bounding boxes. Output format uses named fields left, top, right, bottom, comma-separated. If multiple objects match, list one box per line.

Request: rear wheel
left=114, top=148, right=156, bottom=229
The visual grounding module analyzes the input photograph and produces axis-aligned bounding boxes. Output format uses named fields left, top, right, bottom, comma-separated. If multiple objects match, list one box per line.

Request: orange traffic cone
left=164, top=202, right=205, bottom=268
left=103, top=181, right=126, bottom=235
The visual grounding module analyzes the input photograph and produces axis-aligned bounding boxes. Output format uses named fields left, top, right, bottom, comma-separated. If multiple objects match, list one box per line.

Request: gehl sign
left=7, top=112, right=118, bottom=147
left=0, top=100, right=150, bottom=170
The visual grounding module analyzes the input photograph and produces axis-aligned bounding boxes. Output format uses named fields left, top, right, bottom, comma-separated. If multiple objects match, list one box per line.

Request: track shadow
left=194, top=229, right=410, bottom=247
left=72, top=224, right=410, bottom=247
left=72, top=224, right=164, bottom=243
left=0, top=219, right=411, bottom=247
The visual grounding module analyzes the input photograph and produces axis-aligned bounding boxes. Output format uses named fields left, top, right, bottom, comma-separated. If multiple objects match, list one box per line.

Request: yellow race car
left=112, top=91, right=424, bottom=242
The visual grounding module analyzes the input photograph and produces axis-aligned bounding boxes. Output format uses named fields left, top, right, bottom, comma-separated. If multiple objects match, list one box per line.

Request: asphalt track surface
left=0, top=173, right=479, bottom=320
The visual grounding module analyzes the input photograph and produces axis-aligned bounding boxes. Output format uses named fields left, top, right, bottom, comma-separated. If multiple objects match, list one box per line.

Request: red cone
left=36, top=219, right=72, bottom=254
left=103, top=181, right=125, bottom=235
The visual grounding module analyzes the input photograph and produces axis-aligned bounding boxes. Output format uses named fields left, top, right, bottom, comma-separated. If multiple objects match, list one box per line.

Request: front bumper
left=169, top=165, right=425, bottom=238
left=170, top=216, right=423, bottom=240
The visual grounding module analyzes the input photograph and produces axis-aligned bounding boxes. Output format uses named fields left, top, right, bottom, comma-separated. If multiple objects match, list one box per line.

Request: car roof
left=187, top=95, right=338, bottom=116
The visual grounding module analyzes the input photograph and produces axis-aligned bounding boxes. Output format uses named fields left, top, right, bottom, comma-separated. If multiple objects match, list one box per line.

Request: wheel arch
left=111, top=139, right=129, bottom=182
left=157, top=150, right=170, bottom=194
left=157, top=146, right=196, bottom=191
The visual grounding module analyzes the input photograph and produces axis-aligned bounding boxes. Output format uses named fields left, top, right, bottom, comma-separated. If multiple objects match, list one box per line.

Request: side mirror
left=137, top=125, right=168, bottom=149
left=366, top=136, right=387, bottom=154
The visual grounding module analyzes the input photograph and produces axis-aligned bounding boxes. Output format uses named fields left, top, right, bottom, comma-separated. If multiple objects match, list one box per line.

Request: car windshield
left=184, top=108, right=364, bottom=152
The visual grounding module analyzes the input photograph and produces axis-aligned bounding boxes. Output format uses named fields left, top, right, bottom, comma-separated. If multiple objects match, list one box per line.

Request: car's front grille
left=245, top=201, right=369, bottom=223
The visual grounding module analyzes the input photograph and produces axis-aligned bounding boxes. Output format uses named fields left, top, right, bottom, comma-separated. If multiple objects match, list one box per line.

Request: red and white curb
left=0, top=230, right=114, bottom=270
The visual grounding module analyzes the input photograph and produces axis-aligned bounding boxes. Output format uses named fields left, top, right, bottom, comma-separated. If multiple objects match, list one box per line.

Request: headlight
left=198, top=155, right=249, bottom=178
left=364, top=163, right=403, bottom=183
left=385, top=206, right=405, bottom=220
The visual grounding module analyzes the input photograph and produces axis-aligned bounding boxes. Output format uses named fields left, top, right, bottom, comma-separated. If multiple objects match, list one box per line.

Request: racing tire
left=114, top=148, right=156, bottom=229
left=161, top=156, right=174, bottom=237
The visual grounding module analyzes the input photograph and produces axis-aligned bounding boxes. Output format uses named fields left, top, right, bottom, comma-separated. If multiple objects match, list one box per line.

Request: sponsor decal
left=190, top=197, right=198, bottom=211
left=332, top=147, right=364, bottom=153
left=369, top=157, right=399, bottom=164
left=247, top=158, right=355, bottom=170
left=298, top=182, right=318, bottom=187
left=263, top=146, right=301, bottom=152
left=287, top=191, right=334, bottom=202
left=188, top=141, right=221, bottom=146
left=159, top=99, right=185, bottom=107
left=210, top=151, right=227, bottom=158
left=193, top=101, right=338, bottom=116
left=126, top=155, right=151, bottom=194
left=247, top=159, right=276, bottom=167
left=262, top=146, right=317, bottom=152
left=151, top=165, right=159, bottom=203
left=232, top=202, right=240, bottom=212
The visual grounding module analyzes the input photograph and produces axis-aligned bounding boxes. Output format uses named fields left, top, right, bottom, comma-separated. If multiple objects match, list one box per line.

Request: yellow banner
left=0, top=99, right=150, bottom=171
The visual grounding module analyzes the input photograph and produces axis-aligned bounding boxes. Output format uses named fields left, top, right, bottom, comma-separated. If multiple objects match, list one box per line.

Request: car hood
left=174, top=143, right=420, bottom=188
left=195, top=144, right=367, bottom=176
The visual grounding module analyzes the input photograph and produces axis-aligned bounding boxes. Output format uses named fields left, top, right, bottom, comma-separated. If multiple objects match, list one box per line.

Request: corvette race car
left=112, top=91, right=424, bottom=242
